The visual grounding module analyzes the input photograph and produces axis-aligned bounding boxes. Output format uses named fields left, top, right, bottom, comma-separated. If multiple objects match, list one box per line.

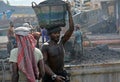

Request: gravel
left=66, top=44, right=120, bottom=65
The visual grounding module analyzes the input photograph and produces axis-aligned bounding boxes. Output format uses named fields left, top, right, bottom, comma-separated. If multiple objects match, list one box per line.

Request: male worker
left=7, top=22, right=15, bottom=55
left=9, top=27, right=45, bottom=82
left=74, top=24, right=83, bottom=57
left=41, top=3, right=74, bottom=82
left=41, top=27, right=49, bottom=43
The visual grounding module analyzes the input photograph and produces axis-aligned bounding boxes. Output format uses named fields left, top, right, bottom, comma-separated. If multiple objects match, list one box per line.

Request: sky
left=3, top=0, right=45, bottom=6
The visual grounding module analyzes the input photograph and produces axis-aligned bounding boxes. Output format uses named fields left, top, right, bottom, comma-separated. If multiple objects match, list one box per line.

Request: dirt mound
left=66, top=44, right=120, bottom=65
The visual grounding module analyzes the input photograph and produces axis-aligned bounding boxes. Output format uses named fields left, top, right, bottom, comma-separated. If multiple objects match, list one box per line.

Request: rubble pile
left=67, top=44, right=120, bottom=65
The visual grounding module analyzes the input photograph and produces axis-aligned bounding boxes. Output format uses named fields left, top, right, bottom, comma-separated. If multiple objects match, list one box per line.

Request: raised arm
left=62, top=2, right=74, bottom=45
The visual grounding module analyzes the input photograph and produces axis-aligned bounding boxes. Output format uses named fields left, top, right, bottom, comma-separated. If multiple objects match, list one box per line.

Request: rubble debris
left=66, top=44, right=120, bottom=65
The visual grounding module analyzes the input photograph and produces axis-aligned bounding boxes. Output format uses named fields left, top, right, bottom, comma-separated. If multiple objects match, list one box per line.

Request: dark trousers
left=42, top=70, right=70, bottom=82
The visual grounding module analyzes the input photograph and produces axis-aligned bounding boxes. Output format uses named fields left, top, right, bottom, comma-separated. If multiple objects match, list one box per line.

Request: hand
left=55, top=75, right=65, bottom=82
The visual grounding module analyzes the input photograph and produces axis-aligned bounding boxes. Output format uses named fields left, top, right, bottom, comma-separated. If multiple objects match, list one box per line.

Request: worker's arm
left=11, top=63, right=19, bottom=82
left=62, top=2, right=74, bottom=45
left=38, top=59, right=45, bottom=79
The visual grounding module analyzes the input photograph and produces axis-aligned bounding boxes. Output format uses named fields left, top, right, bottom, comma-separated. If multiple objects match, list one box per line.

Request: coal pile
left=67, top=44, right=120, bottom=65
left=87, top=17, right=117, bottom=34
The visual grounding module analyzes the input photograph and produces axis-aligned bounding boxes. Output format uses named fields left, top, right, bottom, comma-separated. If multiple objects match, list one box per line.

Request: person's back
left=10, top=47, right=43, bottom=82
left=7, top=27, right=14, bottom=37
left=9, top=26, right=45, bottom=82
left=74, top=24, right=83, bottom=57
left=74, top=30, right=82, bottom=44
left=7, top=23, right=15, bottom=55
left=7, top=24, right=15, bottom=41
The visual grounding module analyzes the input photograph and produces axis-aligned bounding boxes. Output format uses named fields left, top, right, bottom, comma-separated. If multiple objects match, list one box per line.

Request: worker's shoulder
left=11, top=48, right=18, bottom=53
left=43, top=42, right=49, bottom=45
left=34, top=48, right=42, bottom=55
left=41, top=42, right=50, bottom=50
left=34, top=48, right=42, bottom=52
left=42, top=42, right=49, bottom=47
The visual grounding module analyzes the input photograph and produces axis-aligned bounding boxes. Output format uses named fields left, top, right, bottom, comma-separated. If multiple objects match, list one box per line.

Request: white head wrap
left=22, top=23, right=33, bottom=29
left=23, top=23, right=30, bottom=27
left=15, top=27, right=31, bottom=36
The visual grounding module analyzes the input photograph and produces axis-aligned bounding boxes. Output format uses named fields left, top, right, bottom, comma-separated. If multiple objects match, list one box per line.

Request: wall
left=65, top=62, right=120, bottom=82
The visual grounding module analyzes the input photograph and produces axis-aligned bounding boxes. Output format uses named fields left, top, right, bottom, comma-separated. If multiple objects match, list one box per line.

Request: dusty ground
left=65, top=44, right=120, bottom=65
